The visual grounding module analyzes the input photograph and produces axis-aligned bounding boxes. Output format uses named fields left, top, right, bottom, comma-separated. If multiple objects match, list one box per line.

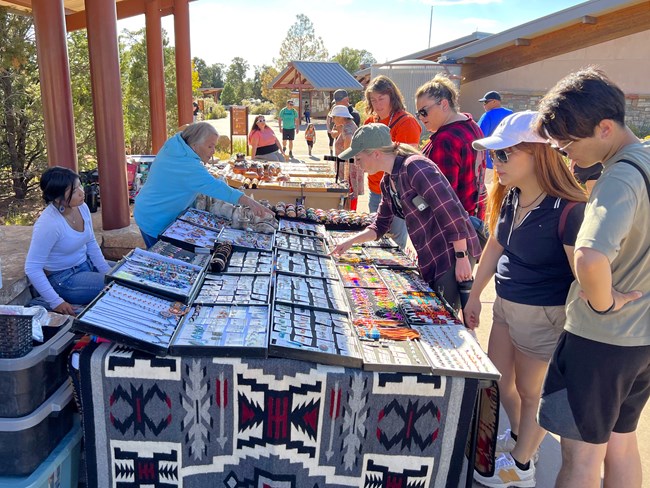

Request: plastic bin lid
left=0, top=382, right=72, bottom=432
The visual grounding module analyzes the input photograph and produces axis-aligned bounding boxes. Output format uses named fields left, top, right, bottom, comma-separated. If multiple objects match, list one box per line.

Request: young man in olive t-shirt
left=536, top=68, right=649, bottom=488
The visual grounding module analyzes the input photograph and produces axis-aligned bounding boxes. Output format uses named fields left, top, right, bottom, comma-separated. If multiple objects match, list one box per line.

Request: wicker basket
left=0, top=314, right=33, bottom=358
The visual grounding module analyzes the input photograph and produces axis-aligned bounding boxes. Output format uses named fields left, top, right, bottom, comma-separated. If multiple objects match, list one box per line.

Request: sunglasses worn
left=416, top=101, right=440, bottom=118
left=257, top=118, right=265, bottom=123
left=492, top=148, right=515, bottom=163
left=548, top=139, right=574, bottom=157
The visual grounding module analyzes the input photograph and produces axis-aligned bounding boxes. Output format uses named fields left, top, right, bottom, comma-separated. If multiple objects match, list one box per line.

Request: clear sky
left=117, top=0, right=586, bottom=71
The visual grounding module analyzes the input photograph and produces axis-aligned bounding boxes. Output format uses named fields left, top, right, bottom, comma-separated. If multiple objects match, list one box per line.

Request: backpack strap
left=388, top=113, right=408, bottom=129
left=558, top=201, right=579, bottom=241
left=619, top=159, right=650, bottom=204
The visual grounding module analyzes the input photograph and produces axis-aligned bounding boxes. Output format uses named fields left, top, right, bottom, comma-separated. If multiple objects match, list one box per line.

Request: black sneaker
left=289, top=151, right=293, bottom=158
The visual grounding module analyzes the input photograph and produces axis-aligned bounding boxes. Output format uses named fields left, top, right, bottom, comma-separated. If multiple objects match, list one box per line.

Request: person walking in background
left=303, top=102, right=311, bottom=124
left=363, top=75, right=422, bottom=249
left=329, top=105, right=361, bottom=210
left=278, top=99, right=299, bottom=159
left=464, top=111, right=587, bottom=488
left=331, top=124, right=481, bottom=311
left=326, top=100, right=336, bottom=156
left=536, top=67, right=648, bottom=488
left=416, top=74, right=487, bottom=220
left=248, top=115, right=285, bottom=161
left=477, top=91, right=513, bottom=183
left=333, top=89, right=361, bottom=126
left=25, top=166, right=114, bottom=315
left=304, top=122, right=316, bottom=157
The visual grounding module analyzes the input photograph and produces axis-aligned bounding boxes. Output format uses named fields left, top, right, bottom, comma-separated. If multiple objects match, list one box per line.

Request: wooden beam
left=65, top=0, right=181, bottom=31
left=582, top=15, right=597, bottom=24
left=514, top=38, right=531, bottom=46
left=460, top=1, right=650, bottom=83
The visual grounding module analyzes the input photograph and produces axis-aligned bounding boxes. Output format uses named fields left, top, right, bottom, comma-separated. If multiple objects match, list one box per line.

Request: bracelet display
left=587, top=299, right=615, bottom=315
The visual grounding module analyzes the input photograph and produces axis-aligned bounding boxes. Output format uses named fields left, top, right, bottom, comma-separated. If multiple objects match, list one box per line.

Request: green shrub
left=202, top=98, right=227, bottom=119
left=249, top=102, right=275, bottom=115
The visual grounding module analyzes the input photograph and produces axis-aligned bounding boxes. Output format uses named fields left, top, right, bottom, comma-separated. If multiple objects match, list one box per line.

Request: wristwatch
left=455, top=250, right=469, bottom=259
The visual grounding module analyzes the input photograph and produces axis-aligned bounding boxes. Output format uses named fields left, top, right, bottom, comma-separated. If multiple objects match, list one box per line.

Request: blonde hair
left=415, top=74, right=460, bottom=112
left=486, top=142, right=588, bottom=235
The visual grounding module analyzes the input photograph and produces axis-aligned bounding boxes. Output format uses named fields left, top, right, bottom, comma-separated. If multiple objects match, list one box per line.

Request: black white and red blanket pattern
left=79, top=342, right=478, bottom=488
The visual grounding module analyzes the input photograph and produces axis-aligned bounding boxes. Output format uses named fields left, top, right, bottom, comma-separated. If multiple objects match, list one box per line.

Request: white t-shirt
left=25, top=203, right=110, bottom=308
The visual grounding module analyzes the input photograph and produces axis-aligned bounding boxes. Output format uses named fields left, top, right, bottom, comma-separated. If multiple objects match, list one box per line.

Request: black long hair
left=40, top=166, right=79, bottom=206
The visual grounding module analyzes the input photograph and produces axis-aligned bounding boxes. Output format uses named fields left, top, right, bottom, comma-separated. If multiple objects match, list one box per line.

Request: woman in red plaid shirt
left=416, top=74, right=486, bottom=220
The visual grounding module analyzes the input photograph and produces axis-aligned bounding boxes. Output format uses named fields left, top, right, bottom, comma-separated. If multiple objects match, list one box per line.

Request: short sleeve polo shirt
left=494, top=189, right=585, bottom=306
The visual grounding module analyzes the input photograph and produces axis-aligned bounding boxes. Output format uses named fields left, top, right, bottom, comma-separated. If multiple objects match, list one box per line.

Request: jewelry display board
left=331, top=246, right=367, bottom=264
left=160, top=219, right=220, bottom=251
left=327, top=230, right=358, bottom=247
left=362, top=247, right=416, bottom=269
left=277, top=219, right=327, bottom=238
left=414, top=325, right=500, bottom=380
left=397, top=291, right=463, bottom=326
left=195, top=273, right=270, bottom=305
left=217, top=227, right=275, bottom=252
left=268, top=304, right=363, bottom=368
left=345, top=287, right=406, bottom=321
left=274, top=250, right=339, bottom=280
left=274, top=273, right=348, bottom=313
left=178, top=207, right=230, bottom=232
left=359, top=338, right=432, bottom=373
left=73, top=282, right=186, bottom=355
left=337, top=264, right=386, bottom=289
left=274, top=233, right=329, bottom=256
left=226, top=250, right=274, bottom=274
left=106, top=248, right=204, bottom=302
left=148, top=240, right=211, bottom=268
left=170, top=304, right=269, bottom=357
left=377, top=268, right=433, bottom=293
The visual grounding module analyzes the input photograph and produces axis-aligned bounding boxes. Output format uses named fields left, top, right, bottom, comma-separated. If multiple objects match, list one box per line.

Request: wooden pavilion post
left=31, top=0, right=77, bottom=170
left=85, top=0, right=130, bottom=230
left=145, top=0, right=167, bottom=153
left=173, top=0, right=193, bottom=127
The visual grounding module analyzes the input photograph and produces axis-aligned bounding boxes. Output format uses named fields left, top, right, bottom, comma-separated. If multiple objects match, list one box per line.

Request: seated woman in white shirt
left=25, top=166, right=113, bottom=316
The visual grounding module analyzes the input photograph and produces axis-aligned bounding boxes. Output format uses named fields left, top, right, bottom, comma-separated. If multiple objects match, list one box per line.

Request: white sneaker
left=495, top=429, right=517, bottom=453
left=495, top=429, right=540, bottom=464
left=474, top=452, right=536, bottom=488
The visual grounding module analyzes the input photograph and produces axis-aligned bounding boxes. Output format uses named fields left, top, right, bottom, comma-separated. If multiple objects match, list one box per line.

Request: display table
left=79, top=342, right=478, bottom=488
left=243, top=185, right=348, bottom=209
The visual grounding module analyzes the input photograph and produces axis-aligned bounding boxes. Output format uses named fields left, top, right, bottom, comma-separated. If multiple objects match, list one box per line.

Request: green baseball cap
left=339, top=123, right=393, bottom=160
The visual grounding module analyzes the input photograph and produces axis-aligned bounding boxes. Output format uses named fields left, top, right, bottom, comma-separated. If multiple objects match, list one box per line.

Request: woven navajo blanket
left=79, top=342, right=478, bottom=488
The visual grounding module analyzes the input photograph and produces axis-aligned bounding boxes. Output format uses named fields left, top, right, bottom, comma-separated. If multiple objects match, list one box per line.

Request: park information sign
left=230, top=106, right=249, bottom=155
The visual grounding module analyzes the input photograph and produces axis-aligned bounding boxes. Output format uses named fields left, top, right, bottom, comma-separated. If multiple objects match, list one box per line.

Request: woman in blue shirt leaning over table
left=134, top=122, right=274, bottom=248
left=464, top=111, right=587, bottom=488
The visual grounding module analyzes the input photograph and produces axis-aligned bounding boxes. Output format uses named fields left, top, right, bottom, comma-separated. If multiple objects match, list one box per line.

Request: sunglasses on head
left=416, top=101, right=441, bottom=118
left=547, top=139, right=574, bottom=157
left=492, top=148, right=515, bottom=163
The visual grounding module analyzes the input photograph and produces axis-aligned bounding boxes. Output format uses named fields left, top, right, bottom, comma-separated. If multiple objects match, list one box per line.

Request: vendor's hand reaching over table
left=331, top=238, right=356, bottom=256
left=240, top=196, right=275, bottom=219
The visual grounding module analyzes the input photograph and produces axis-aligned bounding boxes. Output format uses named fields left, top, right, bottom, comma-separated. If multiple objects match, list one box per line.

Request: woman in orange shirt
left=364, top=76, right=422, bottom=249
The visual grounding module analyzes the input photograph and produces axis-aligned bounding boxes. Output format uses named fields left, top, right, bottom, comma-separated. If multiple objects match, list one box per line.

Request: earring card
left=195, top=273, right=271, bottom=305
left=274, top=250, right=339, bottom=280
left=170, top=304, right=269, bottom=357
left=268, top=303, right=362, bottom=368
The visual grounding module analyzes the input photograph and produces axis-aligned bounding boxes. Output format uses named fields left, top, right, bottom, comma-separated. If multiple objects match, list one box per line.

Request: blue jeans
left=140, top=230, right=158, bottom=249
left=47, top=259, right=111, bottom=306
left=368, top=191, right=408, bottom=250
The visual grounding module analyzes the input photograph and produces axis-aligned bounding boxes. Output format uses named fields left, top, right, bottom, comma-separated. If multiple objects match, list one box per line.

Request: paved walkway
left=1, top=114, right=648, bottom=487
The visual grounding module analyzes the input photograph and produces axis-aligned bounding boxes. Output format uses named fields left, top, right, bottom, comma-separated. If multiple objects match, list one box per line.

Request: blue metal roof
left=272, top=61, right=363, bottom=91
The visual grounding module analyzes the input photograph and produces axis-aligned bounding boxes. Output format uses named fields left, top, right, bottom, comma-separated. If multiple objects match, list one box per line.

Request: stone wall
left=497, top=92, right=650, bottom=138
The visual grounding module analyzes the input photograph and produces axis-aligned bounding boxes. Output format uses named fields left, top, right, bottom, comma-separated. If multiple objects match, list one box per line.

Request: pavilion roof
left=270, top=61, right=363, bottom=91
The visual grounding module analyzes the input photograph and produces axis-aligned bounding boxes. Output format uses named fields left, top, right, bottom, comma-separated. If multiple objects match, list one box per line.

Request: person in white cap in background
left=465, top=111, right=587, bottom=488
left=329, top=105, right=362, bottom=210
left=333, top=89, right=361, bottom=126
